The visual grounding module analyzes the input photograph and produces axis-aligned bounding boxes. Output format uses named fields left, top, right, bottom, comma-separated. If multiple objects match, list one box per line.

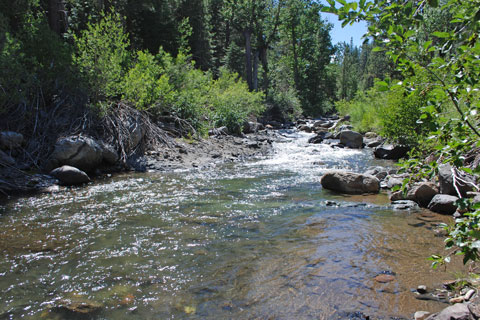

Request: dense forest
left=0, top=0, right=392, bottom=137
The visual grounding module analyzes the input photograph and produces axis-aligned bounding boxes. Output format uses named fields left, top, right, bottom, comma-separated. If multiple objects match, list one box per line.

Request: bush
left=0, top=16, right=77, bottom=113
left=210, top=69, right=265, bottom=134
left=380, top=85, right=429, bottom=146
left=335, top=80, right=430, bottom=146
left=73, top=12, right=130, bottom=103
left=335, top=84, right=385, bottom=133
left=123, top=50, right=173, bottom=111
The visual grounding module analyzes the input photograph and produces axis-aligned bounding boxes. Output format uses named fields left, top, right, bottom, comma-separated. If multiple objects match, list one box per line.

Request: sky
left=317, top=1, right=368, bottom=47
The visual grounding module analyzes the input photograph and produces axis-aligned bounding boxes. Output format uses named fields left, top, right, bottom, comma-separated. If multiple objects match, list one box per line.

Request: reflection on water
left=0, top=131, right=461, bottom=319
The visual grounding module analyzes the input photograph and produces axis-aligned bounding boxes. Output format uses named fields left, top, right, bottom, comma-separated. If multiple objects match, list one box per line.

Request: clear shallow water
left=0, top=131, right=462, bottom=319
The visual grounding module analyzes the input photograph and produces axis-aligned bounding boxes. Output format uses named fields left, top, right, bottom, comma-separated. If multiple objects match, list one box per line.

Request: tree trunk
left=244, top=29, right=253, bottom=91
left=260, top=46, right=269, bottom=93
left=291, top=24, right=300, bottom=91
left=253, top=50, right=259, bottom=91
left=48, top=0, right=67, bottom=35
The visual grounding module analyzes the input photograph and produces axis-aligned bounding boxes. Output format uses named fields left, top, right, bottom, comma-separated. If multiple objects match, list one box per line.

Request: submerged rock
left=53, top=297, right=103, bottom=316
left=321, top=171, right=380, bottom=194
left=50, top=165, right=91, bottom=185
left=391, top=200, right=419, bottom=210
left=374, top=274, right=395, bottom=283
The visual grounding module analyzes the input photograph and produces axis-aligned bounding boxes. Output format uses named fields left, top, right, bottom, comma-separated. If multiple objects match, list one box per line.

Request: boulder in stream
left=50, top=165, right=91, bottom=185
left=321, top=171, right=380, bottom=194
left=338, top=130, right=363, bottom=149
left=428, top=194, right=458, bottom=215
left=374, top=144, right=410, bottom=160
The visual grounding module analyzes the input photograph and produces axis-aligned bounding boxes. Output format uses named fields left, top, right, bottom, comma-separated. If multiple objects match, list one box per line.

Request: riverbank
left=0, top=126, right=283, bottom=196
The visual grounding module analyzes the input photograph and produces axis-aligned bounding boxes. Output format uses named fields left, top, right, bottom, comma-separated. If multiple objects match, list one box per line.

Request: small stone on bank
left=414, top=311, right=431, bottom=320
left=417, top=285, right=428, bottom=294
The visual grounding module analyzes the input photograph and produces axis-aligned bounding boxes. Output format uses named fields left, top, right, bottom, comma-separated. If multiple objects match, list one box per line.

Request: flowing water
left=0, top=131, right=463, bottom=319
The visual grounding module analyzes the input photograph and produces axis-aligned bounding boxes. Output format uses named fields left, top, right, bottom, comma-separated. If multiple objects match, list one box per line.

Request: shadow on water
left=0, top=131, right=464, bottom=319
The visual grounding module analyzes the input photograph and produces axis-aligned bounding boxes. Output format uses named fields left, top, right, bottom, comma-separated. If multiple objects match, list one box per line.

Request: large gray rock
left=297, top=124, right=312, bottom=132
left=48, top=136, right=103, bottom=172
left=438, top=164, right=475, bottom=197
left=408, top=182, right=439, bottom=207
left=425, top=303, right=472, bottom=320
left=50, top=165, right=90, bottom=185
left=366, top=140, right=383, bottom=148
left=385, top=175, right=405, bottom=189
left=389, top=182, right=438, bottom=207
left=374, top=144, right=410, bottom=160
left=243, top=121, right=264, bottom=134
left=100, top=143, right=119, bottom=165
left=0, top=131, right=24, bottom=149
left=321, top=171, right=380, bottom=194
left=338, top=130, right=363, bottom=149
left=428, top=194, right=459, bottom=215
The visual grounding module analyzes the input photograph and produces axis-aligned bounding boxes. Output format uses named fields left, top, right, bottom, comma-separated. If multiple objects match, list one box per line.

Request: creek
left=0, top=130, right=462, bottom=319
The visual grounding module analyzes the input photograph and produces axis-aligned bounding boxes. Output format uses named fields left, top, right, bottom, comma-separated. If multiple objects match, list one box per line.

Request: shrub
left=380, top=85, right=429, bottom=146
left=335, top=84, right=385, bottom=133
left=0, top=16, right=77, bottom=113
left=73, top=12, right=130, bottom=103
left=210, top=69, right=265, bottom=134
left=123, top=50, right=173, bottom=111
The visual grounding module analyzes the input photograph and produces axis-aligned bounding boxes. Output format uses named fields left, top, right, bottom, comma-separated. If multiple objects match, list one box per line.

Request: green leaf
left=432, top=31, right=450, bottom=38
left=423, top=40, right=432, bottom=50
left=376, top=81, right=389, bottom=91
left=427, top=0, right=439, bottom=7
left=372, top=46, right=385, bottom=52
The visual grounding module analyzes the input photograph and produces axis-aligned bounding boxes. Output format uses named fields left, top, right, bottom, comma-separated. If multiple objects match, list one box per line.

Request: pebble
left=417, top=285, right=427, bottom=294
left=414, top=311, right=431, bottom=320
left=449, top=296, right=465, bottom=304
left=465, top=289, right=475, bottom=301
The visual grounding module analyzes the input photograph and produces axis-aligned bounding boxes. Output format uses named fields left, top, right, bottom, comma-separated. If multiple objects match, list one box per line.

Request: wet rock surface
left=321, top=171, right=380, bottom=194
left=50, top=165, right=91, bottom=185
left=338, top=130, right=363, bottom=149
